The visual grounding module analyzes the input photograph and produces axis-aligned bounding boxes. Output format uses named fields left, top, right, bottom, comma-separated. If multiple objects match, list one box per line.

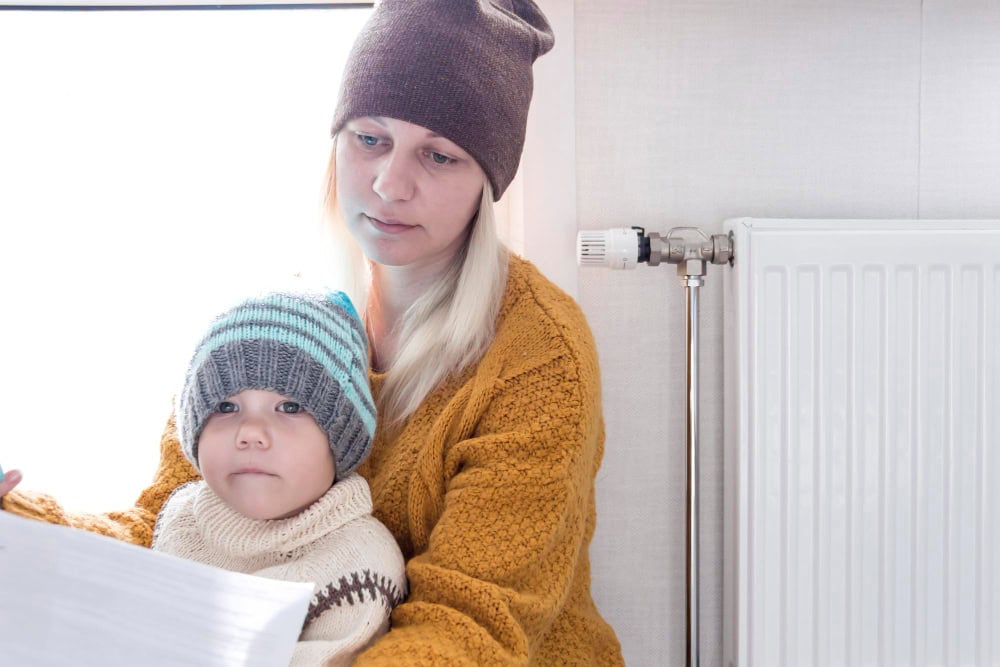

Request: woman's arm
left=1, top=418, right=199, bottom=546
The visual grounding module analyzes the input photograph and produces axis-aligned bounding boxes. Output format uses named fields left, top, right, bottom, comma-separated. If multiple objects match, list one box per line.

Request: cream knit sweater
left=152, top=474, right=406, bottom=666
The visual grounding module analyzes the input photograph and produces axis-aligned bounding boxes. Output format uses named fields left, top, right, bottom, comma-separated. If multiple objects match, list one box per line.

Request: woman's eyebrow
left=370, top=116, right=443, bottom=139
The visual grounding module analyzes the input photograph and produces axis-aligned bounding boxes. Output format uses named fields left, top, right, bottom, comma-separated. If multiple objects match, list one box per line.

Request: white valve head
left=576, top=228, right=641, bottom=269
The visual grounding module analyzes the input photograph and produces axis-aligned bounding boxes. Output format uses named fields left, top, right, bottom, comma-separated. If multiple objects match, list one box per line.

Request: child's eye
left=277, top=401, right=303, bottom=414
left=216, top=401, right=238, bottom=413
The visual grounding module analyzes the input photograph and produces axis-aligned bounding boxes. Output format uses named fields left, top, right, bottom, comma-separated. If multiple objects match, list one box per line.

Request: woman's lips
left=366, top=214, right=415, bottom=234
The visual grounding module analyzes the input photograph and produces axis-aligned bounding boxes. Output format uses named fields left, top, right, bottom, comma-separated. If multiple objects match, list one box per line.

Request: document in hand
left=0, top=510, right=313, bottom=667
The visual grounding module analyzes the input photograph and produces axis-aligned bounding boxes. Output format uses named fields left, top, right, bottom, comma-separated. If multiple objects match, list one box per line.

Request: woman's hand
left=0, top=465, right=22, bottom=504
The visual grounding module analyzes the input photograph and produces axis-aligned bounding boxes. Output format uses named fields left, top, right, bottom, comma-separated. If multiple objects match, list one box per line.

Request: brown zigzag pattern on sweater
left=304, top=570, right=405, bottom=625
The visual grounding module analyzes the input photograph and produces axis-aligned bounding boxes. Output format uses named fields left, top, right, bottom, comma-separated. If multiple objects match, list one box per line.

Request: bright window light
left=0, top=6, right=371, bottom=513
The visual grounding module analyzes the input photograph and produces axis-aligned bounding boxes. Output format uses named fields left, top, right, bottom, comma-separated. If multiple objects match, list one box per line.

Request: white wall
left=0, top=9, right=368, bottom=513
left=522, top=1, right=1000, bottom=665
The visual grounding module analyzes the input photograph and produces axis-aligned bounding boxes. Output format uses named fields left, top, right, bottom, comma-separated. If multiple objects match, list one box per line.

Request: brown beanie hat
left=330, top=0, right=555, bottom=200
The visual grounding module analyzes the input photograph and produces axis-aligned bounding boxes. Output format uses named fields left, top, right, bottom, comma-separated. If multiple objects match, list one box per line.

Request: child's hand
left=0, top=465, right=22, bottom=504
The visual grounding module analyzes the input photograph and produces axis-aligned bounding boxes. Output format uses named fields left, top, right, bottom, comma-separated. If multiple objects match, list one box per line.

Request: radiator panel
left=723, top=219, right=1000, bottom=667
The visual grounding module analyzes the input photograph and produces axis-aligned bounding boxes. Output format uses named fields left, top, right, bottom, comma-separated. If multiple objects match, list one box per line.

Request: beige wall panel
left=921, top=1, right=1000, bottom=218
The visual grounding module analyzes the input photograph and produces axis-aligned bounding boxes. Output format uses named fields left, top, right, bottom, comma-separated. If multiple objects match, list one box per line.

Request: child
left=152, top=290, right=407, bottom=666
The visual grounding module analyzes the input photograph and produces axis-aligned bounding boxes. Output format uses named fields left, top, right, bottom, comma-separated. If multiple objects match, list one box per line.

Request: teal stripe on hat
left=208, top=307, right=362, bottom=359
left=210, top=295, right=360, bottom=339
left=201, top=294, right=363, bottom=354
left=206, top=298, right=367, bottom=359
left=326, top=290, right=360, bottom=320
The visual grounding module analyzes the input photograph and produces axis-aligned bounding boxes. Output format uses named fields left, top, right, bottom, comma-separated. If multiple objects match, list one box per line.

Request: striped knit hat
left=176, top=291, right=375, bottom=481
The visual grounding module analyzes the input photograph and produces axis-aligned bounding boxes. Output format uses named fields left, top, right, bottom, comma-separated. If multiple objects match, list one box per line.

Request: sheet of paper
left=0, top=511, right=313, bottom=667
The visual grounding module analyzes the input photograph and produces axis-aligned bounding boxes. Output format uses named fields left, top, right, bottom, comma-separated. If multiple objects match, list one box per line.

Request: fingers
left=0, top=467, right=23, bottom=501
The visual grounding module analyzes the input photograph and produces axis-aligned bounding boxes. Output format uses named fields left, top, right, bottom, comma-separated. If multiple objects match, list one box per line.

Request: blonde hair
left=323, top=147, right=508, bottom=429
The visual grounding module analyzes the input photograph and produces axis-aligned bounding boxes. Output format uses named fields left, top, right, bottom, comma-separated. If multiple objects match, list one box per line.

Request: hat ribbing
left=177, top=291, right=375, bottom=481
left=330, top=0, right=555, bottom=200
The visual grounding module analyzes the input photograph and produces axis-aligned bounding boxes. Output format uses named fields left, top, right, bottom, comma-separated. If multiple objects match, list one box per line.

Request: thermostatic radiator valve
left=577, top=226, right=734, bottom=284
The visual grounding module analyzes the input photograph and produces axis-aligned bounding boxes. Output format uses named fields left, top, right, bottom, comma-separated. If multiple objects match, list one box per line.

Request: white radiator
left=723, top=218, right=1000, bottom=667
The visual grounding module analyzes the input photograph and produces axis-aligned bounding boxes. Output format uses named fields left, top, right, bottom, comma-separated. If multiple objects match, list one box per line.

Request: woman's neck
left=366, top=260, right=449, bottom=371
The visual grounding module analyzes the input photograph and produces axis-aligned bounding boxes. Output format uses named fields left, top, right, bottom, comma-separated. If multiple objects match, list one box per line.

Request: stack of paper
left=0, top=511, right=312, bottom=666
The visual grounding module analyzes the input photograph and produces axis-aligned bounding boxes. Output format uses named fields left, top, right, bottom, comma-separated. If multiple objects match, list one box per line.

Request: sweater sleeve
left=356, top=344, right=605, bottom=665
left=289, top=516, right=407, bottom=667
left=290, top=599, right=392, bottom=667
left=1, top=418, right=200, bottom=547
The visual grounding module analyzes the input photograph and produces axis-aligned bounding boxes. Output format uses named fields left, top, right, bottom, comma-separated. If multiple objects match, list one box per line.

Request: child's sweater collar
left=190, top=473, right=373, bottom=558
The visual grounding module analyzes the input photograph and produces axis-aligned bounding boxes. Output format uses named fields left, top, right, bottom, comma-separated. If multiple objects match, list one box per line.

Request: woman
left=1, top=1, right=624, bottom=663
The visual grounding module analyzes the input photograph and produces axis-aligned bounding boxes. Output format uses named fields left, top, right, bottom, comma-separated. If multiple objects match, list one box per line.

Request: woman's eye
left=357, top=133, right=379, bottom=147
left=430, top=151, right=453, bottom=165
left=217, top=401, right=238, bottom=413
left=277, top=401, right=303, bottom=414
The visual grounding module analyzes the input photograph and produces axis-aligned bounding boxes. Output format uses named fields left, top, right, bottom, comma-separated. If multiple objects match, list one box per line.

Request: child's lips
left=233, top=466, right=276, bottom=476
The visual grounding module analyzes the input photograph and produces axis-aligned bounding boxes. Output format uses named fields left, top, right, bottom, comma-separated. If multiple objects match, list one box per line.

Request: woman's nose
left=235, top=417, right=270, bottom=450
left=372, top=153, right=415, bottom=202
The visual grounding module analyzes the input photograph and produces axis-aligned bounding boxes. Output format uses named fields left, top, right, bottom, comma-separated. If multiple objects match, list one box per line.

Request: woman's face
left=197, top=389, right=335, bottom=521
left=335, top=116, right=486, bottom=271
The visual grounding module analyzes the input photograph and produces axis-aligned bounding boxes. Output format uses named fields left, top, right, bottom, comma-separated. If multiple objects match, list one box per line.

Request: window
left=0, top=3, right=372, bottom=511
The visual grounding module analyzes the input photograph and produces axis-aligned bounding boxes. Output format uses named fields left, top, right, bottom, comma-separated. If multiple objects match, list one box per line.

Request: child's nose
left=235, top=417, right=271, bottom=450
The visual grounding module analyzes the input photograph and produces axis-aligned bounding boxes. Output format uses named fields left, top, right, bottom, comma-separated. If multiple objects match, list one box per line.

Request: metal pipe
left=575, top=225, right=734, bottom=667
left=685, top=277, right=701, bottom=667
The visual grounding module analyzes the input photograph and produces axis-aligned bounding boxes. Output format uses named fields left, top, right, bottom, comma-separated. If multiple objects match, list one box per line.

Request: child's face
left=198, top=389, right=335, bottom=520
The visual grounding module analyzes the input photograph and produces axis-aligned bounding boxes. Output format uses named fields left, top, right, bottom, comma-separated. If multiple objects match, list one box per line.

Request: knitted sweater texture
left=3, top=255, right=624, bottom=665
left=152, top=474, right=406, bottom=666
left=355, top=256, right=623, bottom=665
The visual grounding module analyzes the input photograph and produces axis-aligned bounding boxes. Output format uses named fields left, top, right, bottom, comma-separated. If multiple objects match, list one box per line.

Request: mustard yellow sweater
left=5, top=255, right=623, bottom=665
